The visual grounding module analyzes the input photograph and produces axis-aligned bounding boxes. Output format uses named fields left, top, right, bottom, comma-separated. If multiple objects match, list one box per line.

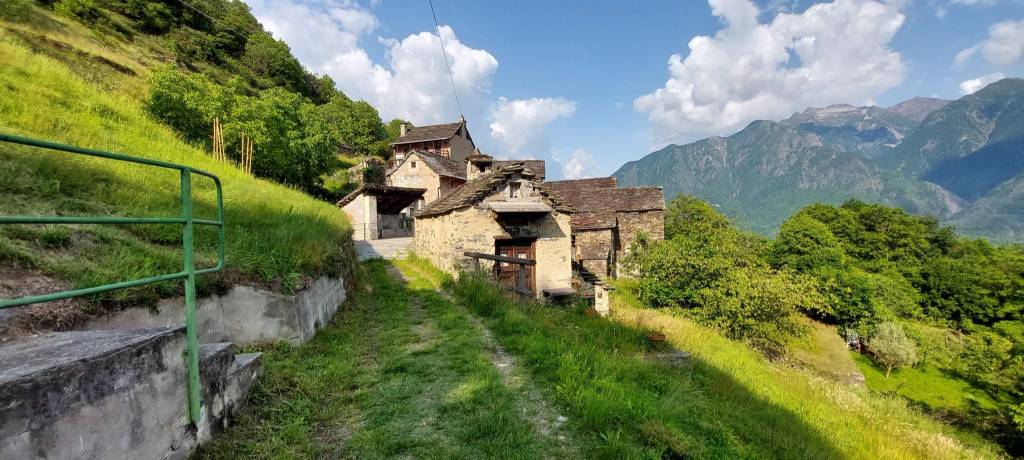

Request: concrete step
left=0, top=328, right=261, bottom=459
left=355, top=237, right=414, bottom=261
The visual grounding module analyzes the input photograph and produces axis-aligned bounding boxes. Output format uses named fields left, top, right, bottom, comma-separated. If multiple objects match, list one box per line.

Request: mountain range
left=613, top=78, right=1024, bottom=242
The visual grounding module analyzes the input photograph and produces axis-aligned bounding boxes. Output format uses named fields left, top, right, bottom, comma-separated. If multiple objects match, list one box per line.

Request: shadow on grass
left=446, top=270, right=845, bottom=459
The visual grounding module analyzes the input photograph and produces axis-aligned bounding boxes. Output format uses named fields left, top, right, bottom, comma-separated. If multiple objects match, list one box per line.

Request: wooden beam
left=463, top=251, right=536, bottom=266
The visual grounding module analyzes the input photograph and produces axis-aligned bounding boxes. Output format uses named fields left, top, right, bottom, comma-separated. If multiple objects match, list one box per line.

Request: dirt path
left=392, top=262, right=579, bottom=457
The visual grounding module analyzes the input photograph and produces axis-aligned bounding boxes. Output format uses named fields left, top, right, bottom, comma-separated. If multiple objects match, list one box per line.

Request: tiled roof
left=555, top=187, right=664, bottom=213
left=392, top=122, right=464, bottom=145
left=547, top=177, right=617, bottom=192
left=388, top=150, right=466, bottom=179
left=415, top=162, right=573, bottom=218
left=494, top=160, right=545, bottom=180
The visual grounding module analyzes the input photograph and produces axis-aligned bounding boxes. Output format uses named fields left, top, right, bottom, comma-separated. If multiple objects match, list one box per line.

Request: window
left=411, top=161, right=417, bottom=168
left=510, top=182, right=522, bottom=198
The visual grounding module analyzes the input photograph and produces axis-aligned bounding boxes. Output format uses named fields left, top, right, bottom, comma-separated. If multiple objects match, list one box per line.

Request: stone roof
left=571, top=211, right=617, bottom=230
left=554, top=187, right=664, bottom=213
left=336, top=184, right=426, bottom=209
left=388, top=150, right=466, bottom=179
left=415, top=162, right=573, bottom=218
left=494, top=160, right=545, bottom=181
left=392, top=122, right=465, bottom=145
left=547, top=177, right=617, bottom=192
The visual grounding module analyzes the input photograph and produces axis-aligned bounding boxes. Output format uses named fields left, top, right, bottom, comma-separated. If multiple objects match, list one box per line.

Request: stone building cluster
left=338, top=119, right=664, bottom=313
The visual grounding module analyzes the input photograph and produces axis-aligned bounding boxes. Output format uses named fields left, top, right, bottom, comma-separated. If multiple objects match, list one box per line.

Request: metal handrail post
left=180, top=169, right=202, bottom=423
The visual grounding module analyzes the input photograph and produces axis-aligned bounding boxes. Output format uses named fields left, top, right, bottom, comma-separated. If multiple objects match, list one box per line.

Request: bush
left=867, top=322, right=919, bottom=378
left=2, top=0, right=35, bottom=22
left=53, top=0, right=103, bottom=23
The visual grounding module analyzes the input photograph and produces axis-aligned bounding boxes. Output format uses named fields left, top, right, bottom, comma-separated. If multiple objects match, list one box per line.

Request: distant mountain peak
left=886, top=97, right=950, bottom=122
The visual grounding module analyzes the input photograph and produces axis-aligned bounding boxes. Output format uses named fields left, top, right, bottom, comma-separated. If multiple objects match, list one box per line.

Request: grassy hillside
left=0, top=8, right=351, bottom=328
left=443, top=268, right=1001, bottom=458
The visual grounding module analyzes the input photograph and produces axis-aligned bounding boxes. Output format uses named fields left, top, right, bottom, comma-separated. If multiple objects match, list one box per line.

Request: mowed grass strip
left=196, top=260, right=571, bottom=459
left=434, top=269, right=1003, bottom=459
left=0, top=37, right=350, bottom=308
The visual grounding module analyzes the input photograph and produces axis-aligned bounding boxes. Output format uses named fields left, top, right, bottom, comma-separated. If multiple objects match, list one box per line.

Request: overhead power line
left=428, top=0, right=465, bottom=119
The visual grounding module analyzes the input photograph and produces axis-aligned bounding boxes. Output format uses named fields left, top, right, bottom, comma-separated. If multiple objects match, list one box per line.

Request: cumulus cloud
left=634, top=0, right=906, bottom=144
left=488, top=97, right=576, bottom=155
left=959, top=72, right=1006, bottom=94
left=561, top=149, right=596, bottom=180
left=245, top=0, right=498, bottom=124
left=955, top=20, right=1024, bottom=66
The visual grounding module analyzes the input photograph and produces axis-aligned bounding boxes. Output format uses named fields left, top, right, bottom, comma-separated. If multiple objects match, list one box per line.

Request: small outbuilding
left=414, top=161, right=575, bottom=298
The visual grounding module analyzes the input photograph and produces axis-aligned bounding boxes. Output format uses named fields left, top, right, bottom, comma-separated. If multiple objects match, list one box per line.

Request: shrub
left=53, top=0, right=103, bottom=23
left=867, top=322, right=919, bottom=378
left=2, top=0, right=35, bottom=22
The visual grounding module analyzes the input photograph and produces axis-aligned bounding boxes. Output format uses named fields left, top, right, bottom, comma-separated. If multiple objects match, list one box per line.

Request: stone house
left=391, top=117, right=476, bottom=165
left=414, top=161, right=575, bottom=298
left=548, top=177, right=665, bottom=279
left=387, top=150, right=467, bottom=211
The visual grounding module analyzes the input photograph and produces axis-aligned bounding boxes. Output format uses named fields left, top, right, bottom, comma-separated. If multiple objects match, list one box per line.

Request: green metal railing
left=0, top=133, right=225, bottom=424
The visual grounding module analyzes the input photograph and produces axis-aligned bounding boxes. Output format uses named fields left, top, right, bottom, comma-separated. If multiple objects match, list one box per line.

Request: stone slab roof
left=494, top=160, right=545, bottom=181
left=388, top=150, right=466, bottom=179
left=336, top=184, right=427, bottom=208
left=555, top=187, right=664, bottom=213
left=416, top=162, right=572, bottom=218
left=571, top=211, right=617, bottom=230
left=547, top=177, right=617, bottom=192
left=392, top=122, right=464, bottom=145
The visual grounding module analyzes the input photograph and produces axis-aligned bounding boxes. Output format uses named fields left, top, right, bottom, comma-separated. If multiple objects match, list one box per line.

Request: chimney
left=466, top=150, right=492, bottom=181
left=399, top=122, right=409, bottom=137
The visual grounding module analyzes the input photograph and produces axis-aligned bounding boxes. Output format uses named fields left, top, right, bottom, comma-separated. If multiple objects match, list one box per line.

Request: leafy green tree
left=697, top=267, right=820, bottom=358
left=242, top=33, right=309, bottom=96
left=771, top=214, right=847, bottom=272
left=144, top=66, right=230, bottom=143
left=867, top=322, right=919, bottom=378
left=663, top=195, right=731, bottom=241
left=318, top=96, right=390, bottom=158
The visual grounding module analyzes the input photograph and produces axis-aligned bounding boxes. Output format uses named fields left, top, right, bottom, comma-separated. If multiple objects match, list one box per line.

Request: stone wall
left=615, top=210, right=664, bottom=276
left=343, top=193, right=377, bottom=241
left=388, top=152, right=443, bottom=203
left=85, top=275, right=348, bottom=346
left=415, top=206, right=572, bottom=298
left=447, top=133, right=475, bottom=163
left=574, top=228, right=615, bottom=277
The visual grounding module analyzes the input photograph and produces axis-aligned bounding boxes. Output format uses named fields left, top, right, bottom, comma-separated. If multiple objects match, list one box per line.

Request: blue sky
left=245, top=0, right=1024, bottom=179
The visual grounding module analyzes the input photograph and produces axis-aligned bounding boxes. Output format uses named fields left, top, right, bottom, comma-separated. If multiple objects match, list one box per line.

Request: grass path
left=196, top=260, right=580, bottom=459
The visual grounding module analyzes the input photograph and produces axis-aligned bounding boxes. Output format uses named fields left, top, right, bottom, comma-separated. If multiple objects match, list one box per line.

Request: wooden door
left=495, top=239, right=535, bottom=294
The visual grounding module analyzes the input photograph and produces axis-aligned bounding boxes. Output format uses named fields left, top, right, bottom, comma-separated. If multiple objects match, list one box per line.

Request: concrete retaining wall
left=86, top=275, right=347, bottom=345
left=0, top=327, right=261, bottom=460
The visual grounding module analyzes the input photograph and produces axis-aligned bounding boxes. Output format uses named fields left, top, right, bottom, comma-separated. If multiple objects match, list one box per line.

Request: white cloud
left=245, top=0, right=498, bottom=124
left=956, top=20, right=1024, bottom=66
left=959, top=72, right=1006, bottom=94
left=634, top=0, right=906, bottom=144
left=561, top=149, right=596, bottom=180
left=488, top=97, right=576, bottom=155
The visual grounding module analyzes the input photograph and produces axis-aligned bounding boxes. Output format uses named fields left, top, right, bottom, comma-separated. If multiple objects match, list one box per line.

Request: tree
left=663, top=195, right=731, bottom=241
left=867, top=322, right=919, bottom=378
left=318, top=96, right=390, bottom=158
left=771, top=214, right=847, bottom=272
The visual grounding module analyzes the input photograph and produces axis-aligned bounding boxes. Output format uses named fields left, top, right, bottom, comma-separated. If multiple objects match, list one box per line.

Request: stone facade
left=415, top=206, right=572, bottom=297
left=615, top=209, right=665, bottom=273
left=387, top=151, right=464, bottom=206
left=415, top=163, right=574, bottom=298
left=548, top=181, right=665, bottom=280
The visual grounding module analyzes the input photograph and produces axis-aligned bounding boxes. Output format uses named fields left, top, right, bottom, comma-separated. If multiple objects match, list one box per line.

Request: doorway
left=495, top=239, right=536, bottom=294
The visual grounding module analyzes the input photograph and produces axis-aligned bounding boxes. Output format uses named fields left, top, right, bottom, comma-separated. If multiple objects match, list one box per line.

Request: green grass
left=788, top=319, right=862, bottom=381
left=0, top=24, right=350, bottom=314
left=196, top=260, right=576, bottom=459
left=853, top=354, right=1000, bottom=413
left=436, top=273, right=1003, bottom=459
